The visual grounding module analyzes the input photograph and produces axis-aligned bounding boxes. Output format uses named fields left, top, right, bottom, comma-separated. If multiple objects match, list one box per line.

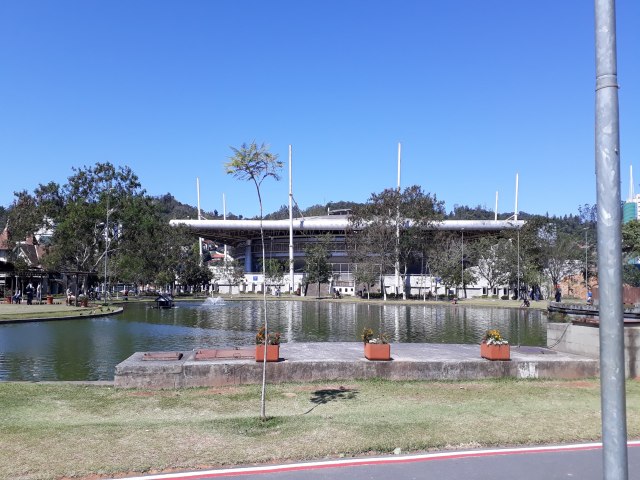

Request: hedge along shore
left=1, top=379, right=639, bottom=480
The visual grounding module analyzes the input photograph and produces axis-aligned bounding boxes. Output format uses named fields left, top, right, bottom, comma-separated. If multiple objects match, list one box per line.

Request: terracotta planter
left=480, top=342, right=510, bottom=361
left=364, top=342, right=391, bottom=361
left=46, top=295, right=53, bottom=305
left=255, top=344, right=280, bottom=362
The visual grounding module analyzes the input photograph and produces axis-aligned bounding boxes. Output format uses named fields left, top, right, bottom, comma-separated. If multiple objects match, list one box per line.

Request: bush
left=501, top=295, right=509, bottom=300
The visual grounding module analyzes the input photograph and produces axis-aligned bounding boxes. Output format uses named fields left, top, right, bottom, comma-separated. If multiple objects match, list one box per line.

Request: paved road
left=115, top=441, right=640, bottom=480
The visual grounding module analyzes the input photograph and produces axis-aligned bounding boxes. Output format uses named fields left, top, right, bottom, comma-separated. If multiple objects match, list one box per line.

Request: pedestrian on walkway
left=25, top=283, right=34, bottom=305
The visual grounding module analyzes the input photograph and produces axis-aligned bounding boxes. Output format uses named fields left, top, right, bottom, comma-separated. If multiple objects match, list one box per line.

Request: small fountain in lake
left=203, top=296, right=226, bottom=306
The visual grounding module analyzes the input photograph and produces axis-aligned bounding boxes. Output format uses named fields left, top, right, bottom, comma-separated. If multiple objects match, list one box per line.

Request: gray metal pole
left=594, top=1, right=628, bottom=478
left=289, top=145, right=294, bottom=294
left=105, top=193, right=110, bottom=301
left=461, top=230, right=464, bottom=298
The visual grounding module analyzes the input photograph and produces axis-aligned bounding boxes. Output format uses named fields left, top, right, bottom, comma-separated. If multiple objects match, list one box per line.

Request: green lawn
left=1, top=379, right=638, bottom=480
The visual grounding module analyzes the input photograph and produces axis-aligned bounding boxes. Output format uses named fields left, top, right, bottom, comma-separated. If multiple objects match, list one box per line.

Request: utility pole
left=594, top=0, right=628, bottom=478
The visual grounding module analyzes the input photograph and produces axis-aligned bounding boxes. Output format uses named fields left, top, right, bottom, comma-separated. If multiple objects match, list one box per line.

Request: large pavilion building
left=171, top=212, right=524, bottom=297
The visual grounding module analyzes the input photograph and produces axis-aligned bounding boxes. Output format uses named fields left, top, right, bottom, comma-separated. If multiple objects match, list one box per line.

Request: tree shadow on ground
left=304, top=386, right=358, bottom=414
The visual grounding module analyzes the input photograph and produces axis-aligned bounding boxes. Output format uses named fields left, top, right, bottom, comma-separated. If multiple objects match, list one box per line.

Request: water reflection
left=0, top=299, right=547, bottom=381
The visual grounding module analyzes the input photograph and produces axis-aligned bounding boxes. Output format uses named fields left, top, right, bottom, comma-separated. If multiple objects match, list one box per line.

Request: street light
left=517, top=229, right=520, bottom=300
left=104, top=187, right=114, bottom=301
left=461, top=229, right=464, bottom=299
left=584, top=227, right=589, bottom=289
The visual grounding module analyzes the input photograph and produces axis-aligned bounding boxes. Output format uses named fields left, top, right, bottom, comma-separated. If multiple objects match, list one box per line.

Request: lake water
left=0, top=299, right=548, bottom=381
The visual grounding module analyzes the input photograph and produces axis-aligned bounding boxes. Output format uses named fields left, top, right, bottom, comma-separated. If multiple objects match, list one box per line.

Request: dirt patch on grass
left=556, top=380, right=599, bottom=389
left=202, top=386, right=244, bottom=395
left=126, top=390, right=183, bottom=398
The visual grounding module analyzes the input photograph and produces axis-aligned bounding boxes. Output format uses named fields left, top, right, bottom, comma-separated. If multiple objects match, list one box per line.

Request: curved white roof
left=170, top=216, right=524, bottom=246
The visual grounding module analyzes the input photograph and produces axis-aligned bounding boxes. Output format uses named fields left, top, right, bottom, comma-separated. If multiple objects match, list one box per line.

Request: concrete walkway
left=114, top=342, right=599, bottom=389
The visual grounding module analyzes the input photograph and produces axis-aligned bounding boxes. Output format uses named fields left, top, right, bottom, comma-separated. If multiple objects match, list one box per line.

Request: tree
left=225, top=141, right=282, bottom=420
left=116, top=195, right=183, bottom=289
left=0, top=206, right=8, bottom=230
left=348, top=185, right=444, bottom=300
left=260, top=258, right=286, bottom=289
left=472, top=237, right=511, bottom=296
left=427, top=233, right=468, bottom=299
left=180, top=246, right=213, bottom=293
left=353, top=261, right=378, bottom=300
left=224, top=259, right=247, bottom=291
left=41, top=163, right=145, bottom=295
left=542, top=232, right=580, bottom=291
left=6, top=190, right=41, bottom=248
left=622, top=220, right=640, bottom=258
left=303, top=235, right=332, bottom=298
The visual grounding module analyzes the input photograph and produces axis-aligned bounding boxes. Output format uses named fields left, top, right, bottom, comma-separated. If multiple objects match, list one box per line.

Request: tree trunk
left=381, top=277, right=387, bottom=301
left=402, top=265, right=408, bottom=300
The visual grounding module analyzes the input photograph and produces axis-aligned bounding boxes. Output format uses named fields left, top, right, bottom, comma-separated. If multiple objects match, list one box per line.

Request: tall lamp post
left=584, top=227, right=589, bottom=290
left=461, top=229, right=464, bottom=299
left=104, top=188, right=113, bottom=301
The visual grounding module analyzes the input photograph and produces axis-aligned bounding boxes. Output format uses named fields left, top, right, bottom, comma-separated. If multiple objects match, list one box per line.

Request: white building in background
left=172, top=214, right=524, bottom=298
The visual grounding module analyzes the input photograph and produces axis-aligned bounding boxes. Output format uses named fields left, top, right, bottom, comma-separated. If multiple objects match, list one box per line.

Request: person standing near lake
left=25, top=283, right=34, bottom=305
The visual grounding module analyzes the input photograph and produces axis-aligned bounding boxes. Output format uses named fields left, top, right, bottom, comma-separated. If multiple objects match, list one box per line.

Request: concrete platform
left=114, top=342, right=599, bottom=389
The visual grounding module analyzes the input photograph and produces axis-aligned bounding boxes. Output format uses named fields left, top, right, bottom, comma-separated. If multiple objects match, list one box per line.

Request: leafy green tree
left=179, top=245, right=213, bottom=293
left=117, top=196, right=188, bottom=289
left=348, top=185, right=444, bottom=300
left=42, top=163, right=144, bottom=294
left=623, top=264, right=640, bottom=287
left=6, top=190, right=41, bottom=249
left=260, top=258, right=286, bottom=288
left=155, top=270, right=175, bottom=293
left=303, top=235, right=332, bottom=298
left=622, top=220, right=640, bottom=258
left=0, top=206, right=8, bottom=230
left=225, top=141, right=282, bottom=420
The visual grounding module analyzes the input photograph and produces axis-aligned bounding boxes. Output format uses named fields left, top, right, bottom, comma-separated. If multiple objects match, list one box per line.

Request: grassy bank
left=1, top=379, right=639, bottom=480
left=0, top=304, right=120, bottom=322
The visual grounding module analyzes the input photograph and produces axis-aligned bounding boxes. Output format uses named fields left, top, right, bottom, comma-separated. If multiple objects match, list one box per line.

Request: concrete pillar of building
left=244, top=240, right=252, bottom=272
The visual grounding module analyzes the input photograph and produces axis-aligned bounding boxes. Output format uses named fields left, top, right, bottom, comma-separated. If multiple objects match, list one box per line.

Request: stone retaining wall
left=547, top=323, right=640, bottom=378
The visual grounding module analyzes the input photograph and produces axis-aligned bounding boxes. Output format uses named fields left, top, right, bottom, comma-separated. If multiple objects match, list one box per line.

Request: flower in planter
left=361, top=327, right=389, bottom=344
left=483, top=328, right=509, bottom=345
left=256, top=325, right=281, bottom=345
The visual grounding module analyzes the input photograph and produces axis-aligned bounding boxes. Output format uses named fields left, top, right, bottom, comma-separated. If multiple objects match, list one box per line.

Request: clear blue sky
left=1, top=1, right=639, bottom=218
